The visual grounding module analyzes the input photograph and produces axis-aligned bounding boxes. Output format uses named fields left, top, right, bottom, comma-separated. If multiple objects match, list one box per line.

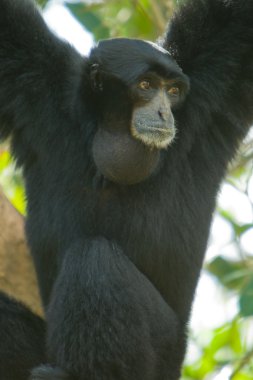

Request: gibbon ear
left=90, top=63, right=103, bottom=92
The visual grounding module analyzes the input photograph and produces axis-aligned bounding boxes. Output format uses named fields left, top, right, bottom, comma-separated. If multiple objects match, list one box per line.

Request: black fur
left=0, top=292, right=45, bottom=380
left=0, top=0, right=253, bottom=379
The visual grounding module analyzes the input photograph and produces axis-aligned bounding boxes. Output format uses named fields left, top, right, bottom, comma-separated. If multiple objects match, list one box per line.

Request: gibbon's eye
left=167, top=86, right=180, bottom=96
left=138, top=80, right=151, bottom=90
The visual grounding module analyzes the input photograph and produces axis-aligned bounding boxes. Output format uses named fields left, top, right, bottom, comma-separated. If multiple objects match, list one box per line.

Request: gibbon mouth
left=131, top=123, right=176, bottom=149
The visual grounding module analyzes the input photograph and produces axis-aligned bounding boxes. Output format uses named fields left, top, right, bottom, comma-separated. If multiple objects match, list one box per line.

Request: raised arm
left=163, top=0, right=253, bottom=158
left=0, top=0, right=83, bottom=141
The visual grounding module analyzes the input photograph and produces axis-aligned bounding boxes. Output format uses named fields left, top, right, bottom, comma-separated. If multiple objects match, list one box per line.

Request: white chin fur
left=131, top=125, right=176, bottom=150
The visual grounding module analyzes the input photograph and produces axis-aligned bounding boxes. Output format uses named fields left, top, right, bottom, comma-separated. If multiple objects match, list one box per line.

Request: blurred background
left=0, top=0, right=253, bottom=379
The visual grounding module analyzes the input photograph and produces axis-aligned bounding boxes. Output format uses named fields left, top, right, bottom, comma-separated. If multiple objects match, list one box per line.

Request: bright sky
left=43, top=4, right=253, bottom=379
left=44, top=2, right=94, bottom=55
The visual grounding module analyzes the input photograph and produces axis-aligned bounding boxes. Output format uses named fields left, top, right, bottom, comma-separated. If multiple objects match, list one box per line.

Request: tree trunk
left=0, top=188, right=42, bottom=315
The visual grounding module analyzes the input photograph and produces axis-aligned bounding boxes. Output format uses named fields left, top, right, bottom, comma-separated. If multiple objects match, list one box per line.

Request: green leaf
left=239, top=277, right=253, bottom=317
left=65, top=3, right=110, bottom=40
left=0, top=150, right=11, bottom=170
left=219, top=209, right=253, bottom=238
left=207, top=256, right=249, bottom=290
left=236, top=224, right=253, bottom=235
left=232, top=373, right=253, bottom=380
left=36, top=0, right=49, bottom=8
left=12, top=185, right=26, bottom=215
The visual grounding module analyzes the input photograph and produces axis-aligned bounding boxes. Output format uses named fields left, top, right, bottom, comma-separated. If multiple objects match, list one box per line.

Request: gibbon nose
left=158, top=106, right=173, bottom=123
left=158, top=93, right=171, bottom=121
left=158, top=109, right=169, bottom=121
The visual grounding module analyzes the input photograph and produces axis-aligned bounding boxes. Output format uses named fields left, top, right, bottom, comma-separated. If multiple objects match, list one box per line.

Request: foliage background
left=0, top=0, right=253, bottom=379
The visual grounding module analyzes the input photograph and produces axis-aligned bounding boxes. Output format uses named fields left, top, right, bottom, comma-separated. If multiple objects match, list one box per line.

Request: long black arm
left=0, top=0, right=83, bottom=148
left=163, top=0, right=253, bottom=162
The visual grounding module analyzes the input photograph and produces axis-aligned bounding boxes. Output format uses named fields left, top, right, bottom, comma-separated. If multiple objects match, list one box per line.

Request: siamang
left=0, top=0, right=253, bottom=379
left=0, top=292, right=45, bottom=380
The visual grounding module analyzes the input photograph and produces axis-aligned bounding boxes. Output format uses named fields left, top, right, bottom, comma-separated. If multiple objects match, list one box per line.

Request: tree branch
left=0, top=187, right=42, bottom=315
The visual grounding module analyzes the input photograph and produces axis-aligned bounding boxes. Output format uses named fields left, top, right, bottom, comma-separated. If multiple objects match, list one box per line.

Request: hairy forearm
left=1, top=0, right=49, bottom=44
left=165, top=0, right=252, bottom=77
left=0, top=0, right=80, bottom=140
left=163, top=0, right=253, bottom=148
left=0, top=0, right=56, bottom=82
